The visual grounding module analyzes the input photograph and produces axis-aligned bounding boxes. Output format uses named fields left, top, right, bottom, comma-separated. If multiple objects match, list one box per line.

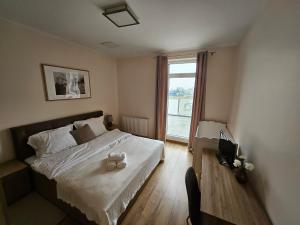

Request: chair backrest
left=185, top=167, right=202, bottom=225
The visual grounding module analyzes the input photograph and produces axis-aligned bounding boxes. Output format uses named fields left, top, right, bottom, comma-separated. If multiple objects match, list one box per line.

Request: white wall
left=117, top=57, right=157, bottom=138
left=0, top=19, right=119, bottom=163
left=0, top=19, right=236, bottom=162
left=205, top=47, right=237, bottom=122
left=228, top=0, right=300, bottom=224
left=117, top=47, right=237, bottom=137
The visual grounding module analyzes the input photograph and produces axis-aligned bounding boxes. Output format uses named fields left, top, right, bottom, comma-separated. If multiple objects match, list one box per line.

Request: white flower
left=244, top=162, right=255, bottom=171
left=233, top=159, right=242, bottom=168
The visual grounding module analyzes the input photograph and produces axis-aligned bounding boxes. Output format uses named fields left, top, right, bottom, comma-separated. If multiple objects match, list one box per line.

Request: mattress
left=27, top=129, right=164, bottom=225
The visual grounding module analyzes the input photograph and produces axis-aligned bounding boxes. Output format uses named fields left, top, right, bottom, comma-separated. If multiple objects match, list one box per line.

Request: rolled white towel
left=108, top=152, right=126, bottom=161
left=106, top=160, right=117, bottom=171
left=117, top=156, right=127, bottom=169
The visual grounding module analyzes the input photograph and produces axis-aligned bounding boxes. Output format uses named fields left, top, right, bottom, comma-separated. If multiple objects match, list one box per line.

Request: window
left=167, top=59, right=196, bottom=142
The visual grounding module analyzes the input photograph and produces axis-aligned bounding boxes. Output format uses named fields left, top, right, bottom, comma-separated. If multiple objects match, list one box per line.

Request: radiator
left=121, top=116, right=149, bottom=137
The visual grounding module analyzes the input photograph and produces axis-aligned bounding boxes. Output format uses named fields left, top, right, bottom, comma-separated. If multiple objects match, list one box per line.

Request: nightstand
left=0, top=160, right=32, bottom=205
left=107, top=124, right=119, bottom=131
left=0, top=179, right=9, bottom=225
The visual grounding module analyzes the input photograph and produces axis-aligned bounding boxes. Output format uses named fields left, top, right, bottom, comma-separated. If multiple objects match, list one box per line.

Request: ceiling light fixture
left=102, top=3, right=139, bottom=28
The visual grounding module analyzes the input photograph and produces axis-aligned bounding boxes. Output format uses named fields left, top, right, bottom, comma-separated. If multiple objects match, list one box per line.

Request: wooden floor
left=120, top=141, right=192, bottom=225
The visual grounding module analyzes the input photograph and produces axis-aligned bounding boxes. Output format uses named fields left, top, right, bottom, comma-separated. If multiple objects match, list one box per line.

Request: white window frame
left=166, top=58, right=196, bottom=143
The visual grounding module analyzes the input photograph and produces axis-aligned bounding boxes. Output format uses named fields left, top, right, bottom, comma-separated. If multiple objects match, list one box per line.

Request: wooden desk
left=192, top=121, right=234, bottom=179
left=194, top=149, right=272, bottom=225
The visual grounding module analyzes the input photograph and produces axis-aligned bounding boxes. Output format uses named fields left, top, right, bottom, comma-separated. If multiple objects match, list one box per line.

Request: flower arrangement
left=233, top=156, right=255, bottom=171
left=233, top=155, right=255, bottom=183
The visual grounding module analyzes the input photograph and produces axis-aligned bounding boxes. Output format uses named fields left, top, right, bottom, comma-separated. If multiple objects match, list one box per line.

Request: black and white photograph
left=42, top=64, right=91, bottom=100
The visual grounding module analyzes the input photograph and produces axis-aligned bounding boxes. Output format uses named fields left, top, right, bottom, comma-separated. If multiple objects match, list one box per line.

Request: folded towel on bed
left=106, top=152, right=127, bottom=170
left=106, top=160, right=117, bottom=171
left=116, top=156, right=127, bottom=169
left=108, top=152, right=126, bottom=161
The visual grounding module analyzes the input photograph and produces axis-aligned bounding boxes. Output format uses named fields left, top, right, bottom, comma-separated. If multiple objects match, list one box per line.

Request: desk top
left=195, top=121, right=233, bottom=141
left=200, top=149, right=272, bottom=225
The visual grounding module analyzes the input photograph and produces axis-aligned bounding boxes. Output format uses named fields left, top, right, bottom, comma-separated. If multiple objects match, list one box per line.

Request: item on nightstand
left=0, top=160, right=32, bottom=205
left=108, top=124, right=119, bottom=131
left=104, top=115, right=113, bottom=128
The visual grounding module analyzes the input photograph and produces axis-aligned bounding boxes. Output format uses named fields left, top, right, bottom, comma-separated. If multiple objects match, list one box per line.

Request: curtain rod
left=170, top=51, right=216, bottom=56
left=157, top=51, right=216, bottom=59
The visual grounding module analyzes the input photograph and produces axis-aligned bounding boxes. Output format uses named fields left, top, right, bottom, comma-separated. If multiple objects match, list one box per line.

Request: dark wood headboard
left=10, top=111, right=103, bottom=161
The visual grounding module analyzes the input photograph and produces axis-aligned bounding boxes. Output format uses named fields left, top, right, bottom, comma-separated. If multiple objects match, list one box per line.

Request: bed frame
left=10, top=111, right=159, bottom=225
left=11, top=111, right=103, bottom=162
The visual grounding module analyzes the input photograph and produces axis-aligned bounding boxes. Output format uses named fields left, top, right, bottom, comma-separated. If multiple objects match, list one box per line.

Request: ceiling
left=0, top=0, right=267, bottom=58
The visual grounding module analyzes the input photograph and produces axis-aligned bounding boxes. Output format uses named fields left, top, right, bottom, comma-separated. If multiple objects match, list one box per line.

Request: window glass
left=168, top=77, right=195, bottom=116
left=169, top=63, right=196, bottom=74
left=167, top=77, right=195, bottom=138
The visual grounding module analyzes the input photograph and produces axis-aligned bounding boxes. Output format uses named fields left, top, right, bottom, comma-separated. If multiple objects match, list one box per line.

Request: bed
left=10, top=111, right=164, bottom=225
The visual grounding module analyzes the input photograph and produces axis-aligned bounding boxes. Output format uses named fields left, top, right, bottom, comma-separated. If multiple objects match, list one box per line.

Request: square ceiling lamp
left=103, top=3, right=139, bottom=27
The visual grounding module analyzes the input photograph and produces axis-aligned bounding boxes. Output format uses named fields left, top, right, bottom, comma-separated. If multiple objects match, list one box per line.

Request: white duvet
left=29, top=129, right=164, bottom=225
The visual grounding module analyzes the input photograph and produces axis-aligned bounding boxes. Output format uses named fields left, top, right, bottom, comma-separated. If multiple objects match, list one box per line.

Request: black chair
left=185, top=167, right=202, bottom=225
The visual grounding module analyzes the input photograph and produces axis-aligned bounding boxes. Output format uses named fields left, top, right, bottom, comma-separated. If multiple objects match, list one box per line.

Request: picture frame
left=41, top=64, right=91, bottom=101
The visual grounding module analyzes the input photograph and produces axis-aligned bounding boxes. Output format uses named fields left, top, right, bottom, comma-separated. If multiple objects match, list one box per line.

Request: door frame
left=166, top=58, right=196, bottom=143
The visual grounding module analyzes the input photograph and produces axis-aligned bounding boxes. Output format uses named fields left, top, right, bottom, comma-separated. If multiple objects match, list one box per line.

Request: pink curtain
left=155, top=56, right=168, bottom=141
left=188, top=51, right=208, bottom=149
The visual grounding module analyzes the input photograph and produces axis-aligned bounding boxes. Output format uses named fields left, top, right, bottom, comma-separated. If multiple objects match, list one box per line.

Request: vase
left=235, top=168, right=248, bottom=184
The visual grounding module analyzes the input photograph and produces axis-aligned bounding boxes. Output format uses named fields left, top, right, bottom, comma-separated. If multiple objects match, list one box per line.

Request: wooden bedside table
left=0, top=179, right=9, bottom=225
left=107, top=124, right=119, bottom=131
left=0, top=160, right=32, bottom=205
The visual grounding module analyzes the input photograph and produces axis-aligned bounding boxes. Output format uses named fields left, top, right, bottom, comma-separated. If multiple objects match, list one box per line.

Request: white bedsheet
left=28, top=129, right=164, bottom=225
left=30, top=130, right=131, bottom=179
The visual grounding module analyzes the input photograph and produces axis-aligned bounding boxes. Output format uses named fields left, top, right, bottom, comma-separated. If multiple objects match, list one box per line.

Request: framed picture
left=42, top=64, right=91, bottom=100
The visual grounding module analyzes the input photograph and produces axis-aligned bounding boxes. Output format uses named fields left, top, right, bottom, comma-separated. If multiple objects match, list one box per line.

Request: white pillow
left=27, top=124, right=77, bottom=157
left=73, top=117, right=107, bottom=136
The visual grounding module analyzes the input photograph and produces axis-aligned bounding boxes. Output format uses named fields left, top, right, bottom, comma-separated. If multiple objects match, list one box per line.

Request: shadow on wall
left=238, top=132, right=270, bottom=206
left=0, top=129, right=15, bottom=163
left=227, top=49, right=244, bottom=136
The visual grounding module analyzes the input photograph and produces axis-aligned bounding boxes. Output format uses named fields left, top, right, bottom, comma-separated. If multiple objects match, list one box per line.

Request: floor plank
left=120, top=142, right=192, bottom=225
